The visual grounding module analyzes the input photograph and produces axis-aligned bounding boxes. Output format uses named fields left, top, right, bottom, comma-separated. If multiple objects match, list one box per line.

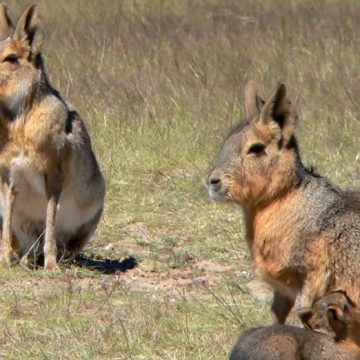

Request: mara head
left=298, top=291, right=359, bottom=341
left=0, top=3, right=44, bottom=118
left=207, top=81, right=300, bottom=207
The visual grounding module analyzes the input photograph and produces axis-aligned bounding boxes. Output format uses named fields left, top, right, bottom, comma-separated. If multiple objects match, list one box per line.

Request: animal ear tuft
left=13, top=4, right=44, bottom=58
left=244, top=80, right=265, bottom=120
left=0, top=3, right=14, bottom=38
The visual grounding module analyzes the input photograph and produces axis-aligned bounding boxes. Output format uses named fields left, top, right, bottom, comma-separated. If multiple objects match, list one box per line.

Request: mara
left=0, top=4, right=105, bottom=270
left=208, top=80, right=360, bottom=323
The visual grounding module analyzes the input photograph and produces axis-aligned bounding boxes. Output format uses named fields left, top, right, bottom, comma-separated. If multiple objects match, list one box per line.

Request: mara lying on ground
left=207, top=80, right=360, bottom=323
left=299, top=291, right=360, bottom=358
left=230, top=291, right=360, bottom=360
left=0, top=4, right=105, bottom=270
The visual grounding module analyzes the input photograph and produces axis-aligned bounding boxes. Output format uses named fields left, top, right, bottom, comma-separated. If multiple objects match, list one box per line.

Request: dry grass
left=1, top=0, right=360, bottom=358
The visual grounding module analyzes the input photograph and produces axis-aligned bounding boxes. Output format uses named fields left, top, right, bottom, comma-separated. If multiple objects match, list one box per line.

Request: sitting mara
left=0, top=4, right=105, bottom=270
left=208, top=80, right=360, bottom=323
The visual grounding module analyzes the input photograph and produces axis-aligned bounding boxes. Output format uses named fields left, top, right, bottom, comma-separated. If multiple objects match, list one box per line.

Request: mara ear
left=297, top=308, right=315, bottom=328
left=0, top=3, right=14, bottom=39
left=260, top=84, right=297, bottom=144
left=13, top=4, right=44, bottom=59
left=244, top=80, right=265, bottom=120
left=326, top=305, right=347, bottom=325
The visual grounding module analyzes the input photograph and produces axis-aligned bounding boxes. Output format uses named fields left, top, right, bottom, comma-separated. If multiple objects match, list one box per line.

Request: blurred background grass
left=1, top=0, right=360, bottom=359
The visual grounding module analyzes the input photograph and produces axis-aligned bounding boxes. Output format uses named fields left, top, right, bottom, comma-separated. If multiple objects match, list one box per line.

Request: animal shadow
left=22, top=253, right=138, bottom=274
left=73, top=254, right=138, bottom=274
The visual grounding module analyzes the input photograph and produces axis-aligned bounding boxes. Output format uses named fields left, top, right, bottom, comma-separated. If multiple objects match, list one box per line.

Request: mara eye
left=248, top=143, right=265, bottom=155
left=3, top=54, right=19, bottom=63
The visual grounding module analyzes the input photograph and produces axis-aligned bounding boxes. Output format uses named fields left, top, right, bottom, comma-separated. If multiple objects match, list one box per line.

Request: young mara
left=299, top=291, right=360, bottom=358
left=230, top=292, right=360, bottom=360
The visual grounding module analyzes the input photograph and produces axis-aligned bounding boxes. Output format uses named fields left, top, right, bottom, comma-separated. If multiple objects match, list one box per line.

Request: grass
left=1, top=0, right=360, bottom=358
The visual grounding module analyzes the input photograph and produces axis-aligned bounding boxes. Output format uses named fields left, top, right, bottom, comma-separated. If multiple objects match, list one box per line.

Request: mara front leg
left=271, top=290, right=296, bottom=324
left=44, top=171, right=62, bottom=271
left=0, top=182, right=16, bottom=267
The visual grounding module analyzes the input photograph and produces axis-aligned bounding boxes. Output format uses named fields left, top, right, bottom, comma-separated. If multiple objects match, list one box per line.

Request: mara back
left=0, top=4, right=105, bottom=270
left=229, top=324, right=358, bottom=360
left=207, top=80, right=360, bottom=323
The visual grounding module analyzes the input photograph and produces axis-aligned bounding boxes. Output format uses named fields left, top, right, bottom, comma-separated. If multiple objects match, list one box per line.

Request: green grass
left=1, top=0, right=360, bottom=358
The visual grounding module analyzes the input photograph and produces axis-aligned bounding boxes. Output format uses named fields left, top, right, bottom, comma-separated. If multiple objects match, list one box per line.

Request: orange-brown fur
left=0, top=4, right=105, bottom=270
left=208, top=81, right=360, bottom=323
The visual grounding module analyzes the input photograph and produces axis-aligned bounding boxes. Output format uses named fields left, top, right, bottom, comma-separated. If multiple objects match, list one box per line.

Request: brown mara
left=207, top=80, right=360, bottom=324
left=229, top=291, right=360, bottom=360
left=0, top=4, right=105, bottom=270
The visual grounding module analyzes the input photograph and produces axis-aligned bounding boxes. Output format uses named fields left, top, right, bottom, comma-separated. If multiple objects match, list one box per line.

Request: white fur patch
left=5, top=78, right=32, bottom=117
left=10, top=153, right=46, bottom=195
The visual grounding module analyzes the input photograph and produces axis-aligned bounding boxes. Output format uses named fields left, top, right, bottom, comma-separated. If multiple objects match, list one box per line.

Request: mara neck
left=242, top=187, right=300, bottom=245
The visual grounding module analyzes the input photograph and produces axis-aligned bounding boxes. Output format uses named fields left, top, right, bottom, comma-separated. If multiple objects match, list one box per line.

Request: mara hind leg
left=65, top=208, right=103, bottom=256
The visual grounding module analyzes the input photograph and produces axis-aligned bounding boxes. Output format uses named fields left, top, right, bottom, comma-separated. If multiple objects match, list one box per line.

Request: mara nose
left=208, top=174, right=222, bottom=191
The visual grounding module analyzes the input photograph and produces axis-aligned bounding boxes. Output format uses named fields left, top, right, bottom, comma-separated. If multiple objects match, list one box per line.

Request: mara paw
left=44, top=258, right=60, bottom=271
left=0, top=254, right=11, bottom=268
